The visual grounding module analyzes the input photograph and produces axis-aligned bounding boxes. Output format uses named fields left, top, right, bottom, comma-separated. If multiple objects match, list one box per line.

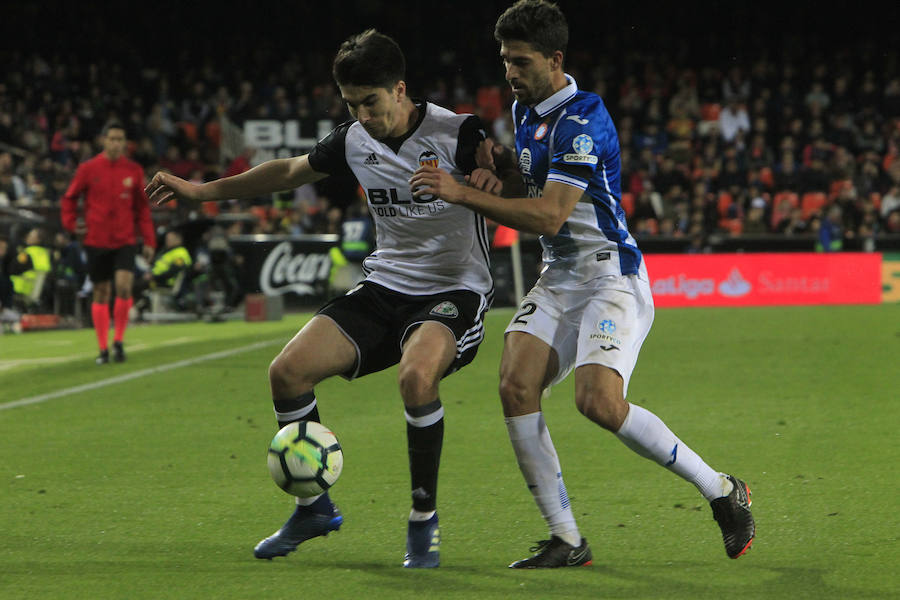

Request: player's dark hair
left=494, top=0, right=568, bottom=57
left=332, top=29, right=406, bottom=89
left=101, top=121, right=126, bottom=137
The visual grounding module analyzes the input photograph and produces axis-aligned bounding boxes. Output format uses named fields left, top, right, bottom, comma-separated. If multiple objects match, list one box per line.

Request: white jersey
left=308, top=101, right=493, bottom=298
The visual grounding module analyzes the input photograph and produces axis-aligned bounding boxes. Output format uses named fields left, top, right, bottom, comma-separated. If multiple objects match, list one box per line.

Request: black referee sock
left=273, top=391, right=321, bottom=429
left=405, top=398, right=444, bottom=513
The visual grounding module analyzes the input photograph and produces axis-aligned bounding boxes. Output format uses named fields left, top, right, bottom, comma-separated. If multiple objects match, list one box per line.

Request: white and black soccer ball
left=266, top=421, right=343, bottom=498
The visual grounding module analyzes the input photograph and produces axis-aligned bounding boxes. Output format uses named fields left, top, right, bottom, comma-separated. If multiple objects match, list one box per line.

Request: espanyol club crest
left=418, top=150, right=439, bottom=168
left=533, top=123, right=548, bottom=140
left=429, top=301, right=459, bottom=318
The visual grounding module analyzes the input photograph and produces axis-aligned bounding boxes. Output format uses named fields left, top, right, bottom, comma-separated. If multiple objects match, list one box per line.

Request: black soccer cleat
left=253, top=504, right=343, bottom=559
left=113, top=341, right=126, bottom=363
left=710, top=475, right=755, bottom=559
left=509, top=536, right=592, bottom=568
left=96, top=349, right=110, bottom=365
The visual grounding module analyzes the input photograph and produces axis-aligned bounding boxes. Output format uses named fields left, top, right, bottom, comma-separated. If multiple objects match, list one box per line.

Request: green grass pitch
left=1, top=304, right=898, bottom=599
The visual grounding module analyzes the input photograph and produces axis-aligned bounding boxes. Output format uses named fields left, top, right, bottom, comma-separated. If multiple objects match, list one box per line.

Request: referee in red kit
left=61, top=122, right=156, bottom=364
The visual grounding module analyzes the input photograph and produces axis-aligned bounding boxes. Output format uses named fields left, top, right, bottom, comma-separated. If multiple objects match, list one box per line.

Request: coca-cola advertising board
left=229, top=235, right=339, bottom=305
left=644, top=253, right=882, bottom=307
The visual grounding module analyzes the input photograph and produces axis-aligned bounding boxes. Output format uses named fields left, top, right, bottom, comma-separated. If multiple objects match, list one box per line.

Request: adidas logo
left=364, top=152, right=379, bottom=165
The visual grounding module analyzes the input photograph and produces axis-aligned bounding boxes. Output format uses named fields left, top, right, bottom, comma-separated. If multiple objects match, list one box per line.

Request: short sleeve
left=547, top=108, right=610, bottom=191
left=454, top=115, right=488, bottom=175
left=307, top=120, right=354, bottom=178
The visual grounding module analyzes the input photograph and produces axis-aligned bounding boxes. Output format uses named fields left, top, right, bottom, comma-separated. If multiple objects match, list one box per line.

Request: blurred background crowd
left=2, top=1, right=900, bottom=318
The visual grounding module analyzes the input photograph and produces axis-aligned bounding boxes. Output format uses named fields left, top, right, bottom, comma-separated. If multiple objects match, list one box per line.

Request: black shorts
left=317, top=281, right=490, bottom=380
left=85, top=245, right=137, bottom=283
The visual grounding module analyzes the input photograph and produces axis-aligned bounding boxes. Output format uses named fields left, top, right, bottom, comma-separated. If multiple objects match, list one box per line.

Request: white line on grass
left=0, top=339, right=282, bottom=412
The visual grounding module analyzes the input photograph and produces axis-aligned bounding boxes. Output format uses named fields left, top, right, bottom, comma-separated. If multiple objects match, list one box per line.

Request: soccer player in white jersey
left=146, top=30, right=497, bottom=568
left=410, top=0, right=755, bottom=567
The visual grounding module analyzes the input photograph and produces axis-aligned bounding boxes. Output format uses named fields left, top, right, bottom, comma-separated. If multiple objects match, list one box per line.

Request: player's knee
left=398, top=361, right=437, bottom=405
left=268, top=353, right=315, bottom=396
left=575, top=391, right=627, bottom=431
left=498, top=373, right=536, bottom=414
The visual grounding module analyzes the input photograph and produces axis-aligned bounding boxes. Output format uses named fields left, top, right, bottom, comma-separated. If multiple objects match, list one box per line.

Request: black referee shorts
left=85, top=245, right=137, bottom=283
left=317, top=281, right=490, bottom=380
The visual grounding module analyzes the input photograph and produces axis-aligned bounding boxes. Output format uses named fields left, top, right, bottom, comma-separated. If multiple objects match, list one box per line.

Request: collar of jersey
left=532, top=74, right=578, bottom=118
left=378, top=99, right=428, bottom=154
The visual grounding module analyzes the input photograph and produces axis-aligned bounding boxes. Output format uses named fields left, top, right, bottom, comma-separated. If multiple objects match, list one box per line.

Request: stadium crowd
left=2, top=5, right=900, bottom=319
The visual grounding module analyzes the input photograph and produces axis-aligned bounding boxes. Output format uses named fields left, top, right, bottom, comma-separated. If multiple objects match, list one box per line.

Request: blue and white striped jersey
left=513, top=75, right=644, bottom=284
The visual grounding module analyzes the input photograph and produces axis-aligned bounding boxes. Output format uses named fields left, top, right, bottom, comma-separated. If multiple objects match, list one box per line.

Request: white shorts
left=505, top=273, right=654, bottom=395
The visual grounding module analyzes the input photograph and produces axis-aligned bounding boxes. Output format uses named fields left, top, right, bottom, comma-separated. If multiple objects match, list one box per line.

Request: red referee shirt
left=61, top=153, right=157, bottom=250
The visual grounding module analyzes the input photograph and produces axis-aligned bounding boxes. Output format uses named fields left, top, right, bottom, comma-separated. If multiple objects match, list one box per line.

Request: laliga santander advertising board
left=644, top=253, right=882, bottom=307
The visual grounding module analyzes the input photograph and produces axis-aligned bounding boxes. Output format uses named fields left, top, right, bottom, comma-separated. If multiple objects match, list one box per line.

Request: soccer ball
left=266, top=421, right=343, bottom=498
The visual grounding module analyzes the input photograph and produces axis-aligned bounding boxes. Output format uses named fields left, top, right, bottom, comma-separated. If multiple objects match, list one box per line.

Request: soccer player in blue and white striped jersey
left=411, top=0, right=755, bottom=567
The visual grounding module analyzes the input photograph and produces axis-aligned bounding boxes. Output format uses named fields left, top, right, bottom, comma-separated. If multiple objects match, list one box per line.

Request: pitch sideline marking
left=0, top=339, right=282, bottom=412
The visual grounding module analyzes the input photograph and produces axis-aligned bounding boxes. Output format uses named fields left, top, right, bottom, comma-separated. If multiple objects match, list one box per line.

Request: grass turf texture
left=1, top=305, right=897, bottom=599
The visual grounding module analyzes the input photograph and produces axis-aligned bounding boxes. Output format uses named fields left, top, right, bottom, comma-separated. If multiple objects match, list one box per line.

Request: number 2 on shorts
left=512, top=301, right=537, bottom=325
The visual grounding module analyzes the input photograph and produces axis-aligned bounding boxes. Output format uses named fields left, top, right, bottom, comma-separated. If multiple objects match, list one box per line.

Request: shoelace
left=528, top=539, right=554, bottom=553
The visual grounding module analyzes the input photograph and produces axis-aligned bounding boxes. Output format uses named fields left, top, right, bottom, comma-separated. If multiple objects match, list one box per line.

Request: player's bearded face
left=500, top=40, right=556, bottom=107
left=340, top=84, right=403, bottom=140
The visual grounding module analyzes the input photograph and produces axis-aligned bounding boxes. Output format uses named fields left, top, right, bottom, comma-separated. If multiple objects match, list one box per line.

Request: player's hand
left=475, top=138, right=497, bottom=171
left=477, top=138, right=515, bottom=173
left=409, top=166, right=466, bottom=204
left=145, top=171, right=203, bottom=206
left=466, top=168, right=503, bottom=195
left=141, top=245, right=155, bottom=262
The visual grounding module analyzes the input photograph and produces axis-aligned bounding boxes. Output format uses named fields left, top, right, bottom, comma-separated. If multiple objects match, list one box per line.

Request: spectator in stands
left=880, top=185, right=900, bottom=220
left=805, top=81, right=830, bottom=113
left=9, top=227, right=52, bottom=310
left=144, top=229, right=193, bottom=310
left=774, top=153, right=800, bottom=192
left=886, top=211, right=900, bottom=233
left=51, top=230, right=87, bottom=317
left=0, top=152, right=27, bottom=206
left=817, top=205, right=843, bottom=252
left=0, top=235, right=20, bottom=322
left=718, top=96, right=750, bottom=144
left=776, top=206, right=809, bottom=235
left=799, top=158, right=830, bottom=194
left=742, top=197, right=769, bottom=234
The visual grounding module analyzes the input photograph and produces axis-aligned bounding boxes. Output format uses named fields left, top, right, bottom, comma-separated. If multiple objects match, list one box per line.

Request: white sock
left=506, top=412, right=581, bottom=546
left=295, top=494, right=322, bottom=506
left=615, top=403, right=728, bottom=501
left=409, top=509, right=436, bottom=522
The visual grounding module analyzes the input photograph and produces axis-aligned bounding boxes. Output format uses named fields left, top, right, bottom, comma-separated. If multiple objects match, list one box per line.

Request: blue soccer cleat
left=253, top=503, right=343, bottom=559
left=403, top=513, right=440, bottom=568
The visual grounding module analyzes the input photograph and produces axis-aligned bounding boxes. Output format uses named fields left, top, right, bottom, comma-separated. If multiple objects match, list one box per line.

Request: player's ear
left=394, top=80, right=406, bottom=103
left=549, top=50, right=564, bottom=72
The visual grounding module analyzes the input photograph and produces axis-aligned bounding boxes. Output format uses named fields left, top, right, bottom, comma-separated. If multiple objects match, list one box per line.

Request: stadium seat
left=759, top=167, right=775, bottom=189
left=829, top=179, right=852, bottom=201
left=800, top=192, right=828, bottom=219
left=476, top=86, right=503, bottom=122
left=773, top=191, right=799, bottom=209
left=720, top=218, right=743, bottom=235
left=700, top=103, right=721, bottom=121
left=717, top=192, right=735, bottom=218
left=620, top=192, right=635, bottom=217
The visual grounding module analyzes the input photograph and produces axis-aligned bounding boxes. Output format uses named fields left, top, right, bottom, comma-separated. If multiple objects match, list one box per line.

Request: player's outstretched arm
left=410, top=166, right=580, bottom=236
left=145, top=155, right=327, bottom=206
